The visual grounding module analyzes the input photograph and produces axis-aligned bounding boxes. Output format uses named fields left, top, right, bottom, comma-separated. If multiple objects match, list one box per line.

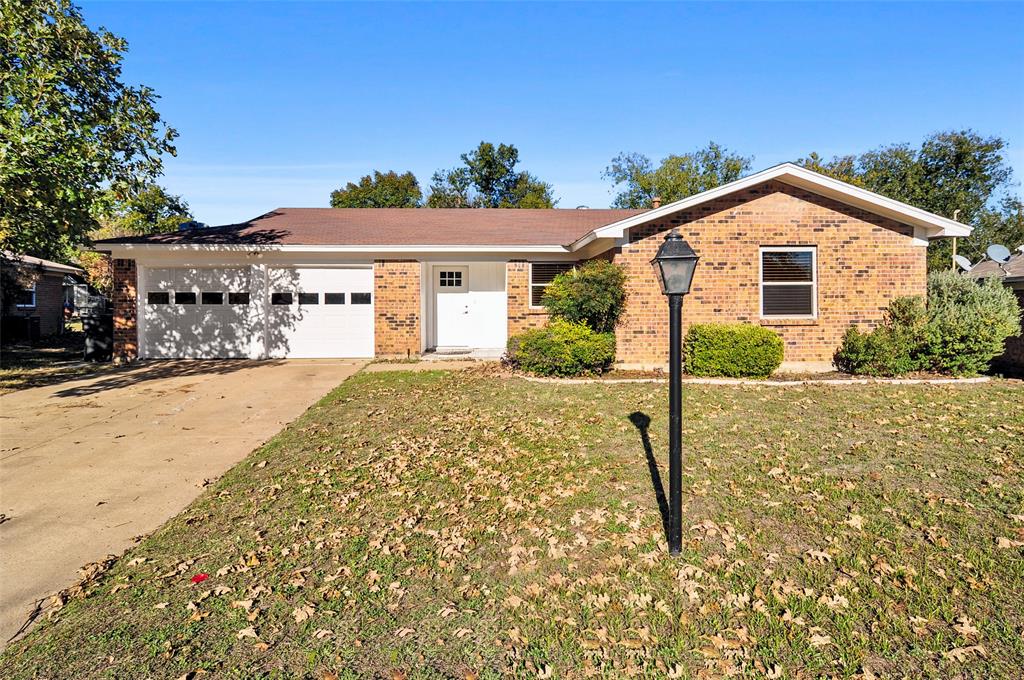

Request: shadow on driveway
left=51, top=360, right=285, bottom=398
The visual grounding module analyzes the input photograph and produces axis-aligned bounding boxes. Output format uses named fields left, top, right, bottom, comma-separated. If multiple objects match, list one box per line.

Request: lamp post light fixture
left=650, top=229, right=699, bottom=556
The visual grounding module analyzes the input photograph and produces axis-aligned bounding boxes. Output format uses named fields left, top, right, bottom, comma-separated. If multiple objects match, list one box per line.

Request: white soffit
left=572, top=163, right=972, bottom=250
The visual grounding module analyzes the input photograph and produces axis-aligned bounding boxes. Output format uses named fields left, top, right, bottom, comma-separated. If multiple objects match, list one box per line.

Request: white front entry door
left=433, top=264, right=507, bottom=349
left=434, top=266, right=471, bottom=347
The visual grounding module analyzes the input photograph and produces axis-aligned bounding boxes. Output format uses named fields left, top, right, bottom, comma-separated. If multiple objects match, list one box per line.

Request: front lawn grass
left=2, top=370, right=1022, bottom=678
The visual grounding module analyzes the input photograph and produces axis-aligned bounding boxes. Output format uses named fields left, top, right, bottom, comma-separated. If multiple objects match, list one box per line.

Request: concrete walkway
left=0, top=359, right=364, bottom=646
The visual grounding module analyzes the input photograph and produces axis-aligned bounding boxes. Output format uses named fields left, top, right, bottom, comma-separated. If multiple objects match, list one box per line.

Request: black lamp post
left=650, top=229, right=699, bottom=556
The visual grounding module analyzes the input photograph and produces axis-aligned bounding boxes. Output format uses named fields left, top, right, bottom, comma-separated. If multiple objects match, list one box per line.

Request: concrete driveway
left=0, top=359, right=364, bottom=646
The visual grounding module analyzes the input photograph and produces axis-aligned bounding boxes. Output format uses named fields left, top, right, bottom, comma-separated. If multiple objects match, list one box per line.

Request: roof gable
left=578, top=163, right=971, bottom=249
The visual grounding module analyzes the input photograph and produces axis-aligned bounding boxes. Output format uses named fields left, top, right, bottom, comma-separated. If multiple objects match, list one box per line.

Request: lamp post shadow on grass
left=628, top=411, right=671, bottom=544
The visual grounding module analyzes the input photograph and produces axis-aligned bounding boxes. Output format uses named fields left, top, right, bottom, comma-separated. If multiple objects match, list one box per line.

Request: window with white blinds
left=529, top=262, right=576, bottom=307
left=760, top=247, right=816, bottom=317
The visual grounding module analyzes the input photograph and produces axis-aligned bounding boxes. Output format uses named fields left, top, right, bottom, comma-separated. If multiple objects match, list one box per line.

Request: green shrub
left=923, top=270, right=1021, bottom=375
left=834, top=296, right=928, bottom=376
left=683, top=323, right=784, bottom=378
left=541, top=260, right=626, bottom=333
left=505, top=320, right=616, bottom=376
left=834, top=272, right=1020, bottom=376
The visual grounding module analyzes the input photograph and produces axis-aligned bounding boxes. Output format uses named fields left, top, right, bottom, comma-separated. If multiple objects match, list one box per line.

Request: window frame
left=147, top=291, right=171, bottom=305
left=201, top=291, right=224, bottom=305
left=758, top=246, right=817, bottom=319
left=15, top=282, right=37, bottom=308
left=174, top=291, right=197, bottom=305
left=528, top=262, right=576, bottom=309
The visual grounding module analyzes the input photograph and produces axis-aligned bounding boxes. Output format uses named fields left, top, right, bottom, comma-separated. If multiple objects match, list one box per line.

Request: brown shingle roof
left=967, top=251, right=1024, bottom=280
left=95, top=208, right=645, bottom=248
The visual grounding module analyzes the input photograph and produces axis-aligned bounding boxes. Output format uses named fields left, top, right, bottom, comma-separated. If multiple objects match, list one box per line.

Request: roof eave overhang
left=568, top=163, right=972, bottom=252
left=95, top=243, right=573, bottom=256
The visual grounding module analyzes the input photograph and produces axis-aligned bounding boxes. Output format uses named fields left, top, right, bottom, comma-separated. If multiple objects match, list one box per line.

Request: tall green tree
left=603, top=142, right=753, bottom=209
left=427, top=142, right=556, bottom=208
left=0, top=0, right=177, bottom=263
left=797, top=131, right=1022, bottom=270
left=78, top=184, right=191, bottom=294
left=330, top=171, right=422, bottom=208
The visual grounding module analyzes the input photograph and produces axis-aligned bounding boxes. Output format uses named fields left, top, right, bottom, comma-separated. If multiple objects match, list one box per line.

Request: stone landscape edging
left=514, top=374, right=992, bottom=387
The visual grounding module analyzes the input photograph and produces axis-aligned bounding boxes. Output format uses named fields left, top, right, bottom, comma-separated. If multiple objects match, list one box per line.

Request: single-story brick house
left=1, top=253, right=83, bottom=338
left=95, top=163, right=970, bottom=369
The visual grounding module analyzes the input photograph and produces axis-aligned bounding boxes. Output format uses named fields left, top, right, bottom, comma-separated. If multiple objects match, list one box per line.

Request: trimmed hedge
left=504, top=320, right=616, bottom=377
left=835, top=271, right=1020, bottom=376
left=683, top=323, right=784, bottom=378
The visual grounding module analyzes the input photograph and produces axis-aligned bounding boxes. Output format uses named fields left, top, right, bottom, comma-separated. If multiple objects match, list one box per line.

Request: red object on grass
left=191, top=573, right=209, bottom=584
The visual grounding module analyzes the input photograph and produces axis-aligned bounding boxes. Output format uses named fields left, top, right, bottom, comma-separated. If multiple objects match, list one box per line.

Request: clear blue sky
left=81, top=1, right=1024, bottom=226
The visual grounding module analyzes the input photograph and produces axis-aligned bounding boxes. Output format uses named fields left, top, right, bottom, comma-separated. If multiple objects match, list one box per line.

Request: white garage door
left=266, top=267, right=374, bottom=358
left=143, top=267, right=256, bottom=358
left=141, top=266, right=374, bottom=359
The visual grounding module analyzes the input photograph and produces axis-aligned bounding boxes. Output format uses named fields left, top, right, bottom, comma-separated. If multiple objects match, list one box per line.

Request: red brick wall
left=506, top=261, right=549, bottom=336
left=5, top=270, right=66, bottom=337
left=112, top=258, right=138, bottom=362
left=374, top=260, right=421, bottom=357
left=610, top=180, right=927, bottom=366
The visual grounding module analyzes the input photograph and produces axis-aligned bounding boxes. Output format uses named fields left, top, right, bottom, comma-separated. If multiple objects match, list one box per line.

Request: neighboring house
left=94, top=163, right=970, bottom=369
left=1, top=253, right=84, bottom=339
left=967, top=247, right=1024, bottom=374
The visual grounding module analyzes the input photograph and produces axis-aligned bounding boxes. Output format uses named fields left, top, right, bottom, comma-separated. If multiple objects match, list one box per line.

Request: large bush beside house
left=541, top=260, right=626, bottom=333
left=505, top=320, right=616, bottom=376
left=834, top=296, right=929, bottom=376
left=835, top=271, right=1020, bottom=376
left=505, top=260, right=626, bottom=376
left=683, top=323, right=784, bottom=378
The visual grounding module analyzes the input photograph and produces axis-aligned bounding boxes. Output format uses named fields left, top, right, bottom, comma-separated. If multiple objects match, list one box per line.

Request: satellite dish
left=987, top=244, right=1012, bottom=264
left=954, top=255, right=973, bottom=271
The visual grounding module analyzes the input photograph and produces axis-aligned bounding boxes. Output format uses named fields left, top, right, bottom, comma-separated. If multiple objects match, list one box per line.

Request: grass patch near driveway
left=2, top=371, right=1022, bottom=678
left=0, top=331, right=109, bottom=393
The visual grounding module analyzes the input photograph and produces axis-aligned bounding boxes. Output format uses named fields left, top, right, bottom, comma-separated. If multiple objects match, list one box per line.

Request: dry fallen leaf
left=292, top=604, right=315, bottom=624
left=236, top=626, right=258, bottom=640
left=943, top=644, right=987, bottom=662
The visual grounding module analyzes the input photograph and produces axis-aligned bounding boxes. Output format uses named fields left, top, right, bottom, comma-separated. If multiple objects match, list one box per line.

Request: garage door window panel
left=175, top=292, right=197, bottom=305
left=147, top=292, right=170, bottom=305
left=351, top=293, right=372, bottom=305
left=271, top=292, right=293, bottom=305
left=228, top=292, right=250, bottom=305
left=201, top=292, right=224, bottom=305
left=324, top=293, right=345, bottom=304
left=298, top=292, right=319, bottom=305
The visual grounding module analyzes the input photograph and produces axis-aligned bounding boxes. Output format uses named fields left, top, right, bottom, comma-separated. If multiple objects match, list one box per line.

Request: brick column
left=112, top=258, right=138, bottom=363
left=373, top=260, right=421, bottom=357
left=506, top=261, right=548, bottom=336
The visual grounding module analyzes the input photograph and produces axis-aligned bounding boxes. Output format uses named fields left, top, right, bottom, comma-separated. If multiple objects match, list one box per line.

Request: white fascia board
left=99, top=243, right=571, bottom=257
left=569, top=163, right=972, bottom=251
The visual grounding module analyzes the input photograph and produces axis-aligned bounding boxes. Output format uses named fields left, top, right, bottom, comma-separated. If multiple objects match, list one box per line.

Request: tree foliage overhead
left=427, top=142, right=556, bottom=208
left=603, top=142, right=753, bottom=209
left=797, top=130, right=1022, bottom=270
left=0, top=0, right=177, bottom=262
left=330, top=170, right=422, bottom=208
left=77, top=184, right=192, bottom=294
